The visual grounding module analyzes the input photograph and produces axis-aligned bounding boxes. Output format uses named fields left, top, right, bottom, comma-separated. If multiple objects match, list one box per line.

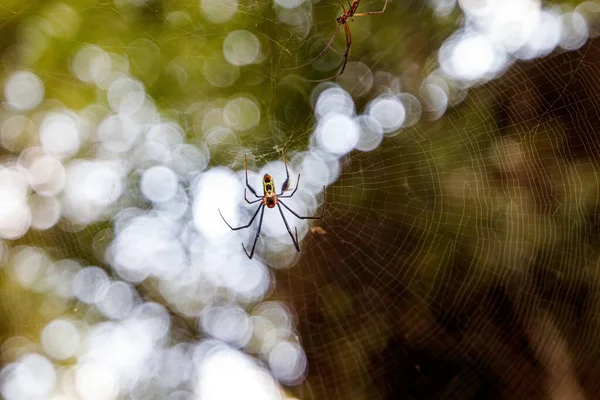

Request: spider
left=286, top=0, right=388, bottom=81
left=218, top=151, right=326, bottom=259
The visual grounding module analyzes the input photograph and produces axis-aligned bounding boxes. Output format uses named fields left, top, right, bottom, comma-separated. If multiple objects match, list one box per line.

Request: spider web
left=1, top=0, right=600, bottom=399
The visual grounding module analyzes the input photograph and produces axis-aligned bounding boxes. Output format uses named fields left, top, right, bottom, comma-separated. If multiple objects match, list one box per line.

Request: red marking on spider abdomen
left=265, top=196, right=277, bottom=208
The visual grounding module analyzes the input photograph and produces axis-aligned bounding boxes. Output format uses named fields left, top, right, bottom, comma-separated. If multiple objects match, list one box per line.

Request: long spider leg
left=325, top=1, right=347, bottom=57
left=282, top=21, right=343, bottom=71
left=278, top=174, right=300, bottom=198
left=303, top=24, right=351, bottom=83
left=219, top=203, right=263, bottom=231
left=244, top=189, right=263, bottom=204
left=339, top=22, right=351, bottom=76
left=280, top=150, right=291, bottom=193
left=353, top=0, right=388, bottom=16
left=277, top=203, right=300, bottom=252
left=243, top=204, right=266, bottom=259
left=244, top=154, right=261, bottom=198
left=278, top=187, right=326, bottom=219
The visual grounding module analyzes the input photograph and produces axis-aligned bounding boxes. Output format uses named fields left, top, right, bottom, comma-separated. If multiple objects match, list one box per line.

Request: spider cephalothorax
left=218, top=151, right=326, bottom=259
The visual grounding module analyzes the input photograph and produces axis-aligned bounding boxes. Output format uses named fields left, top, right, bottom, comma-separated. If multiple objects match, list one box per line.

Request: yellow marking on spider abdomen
left=263, top=174, right=275, bottom=196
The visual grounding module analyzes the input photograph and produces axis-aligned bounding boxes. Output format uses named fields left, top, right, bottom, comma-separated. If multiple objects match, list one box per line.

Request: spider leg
left=277, top=203, right=300, bottom=252
left=279, top=174, right=300, bottom=198
left=339, top=22, right=351, bottom=76
left=242, top=204, right=266, bottom=259
left=304, top=23, right=351, bottom=82
left=326, top=1, right=349, bottom=57
left=245, top=189, right=263, bottom=204
left=244, top=154, right=261, bottom=198
left=283, top=21, right=343, bottom=71
left=219, top=203, right=263, bottom=231
left=280, top=150, right=291, bottom=193
left=353, top=0, right=388, bottom=16
left=278, top=187, right=326, bottom=220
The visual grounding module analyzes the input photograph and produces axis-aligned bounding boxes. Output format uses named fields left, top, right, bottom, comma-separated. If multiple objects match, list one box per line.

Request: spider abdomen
left=263, top=174, right=275, bottom=195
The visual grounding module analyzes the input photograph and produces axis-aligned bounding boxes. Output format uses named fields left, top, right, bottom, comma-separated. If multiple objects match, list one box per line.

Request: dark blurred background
left=1, top=0, right=600, bottom=399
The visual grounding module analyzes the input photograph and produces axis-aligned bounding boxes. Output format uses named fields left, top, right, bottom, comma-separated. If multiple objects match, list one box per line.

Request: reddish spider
left=218, top=151, right=326, bottom=259
left=286, top=0, right=388, bottom=81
